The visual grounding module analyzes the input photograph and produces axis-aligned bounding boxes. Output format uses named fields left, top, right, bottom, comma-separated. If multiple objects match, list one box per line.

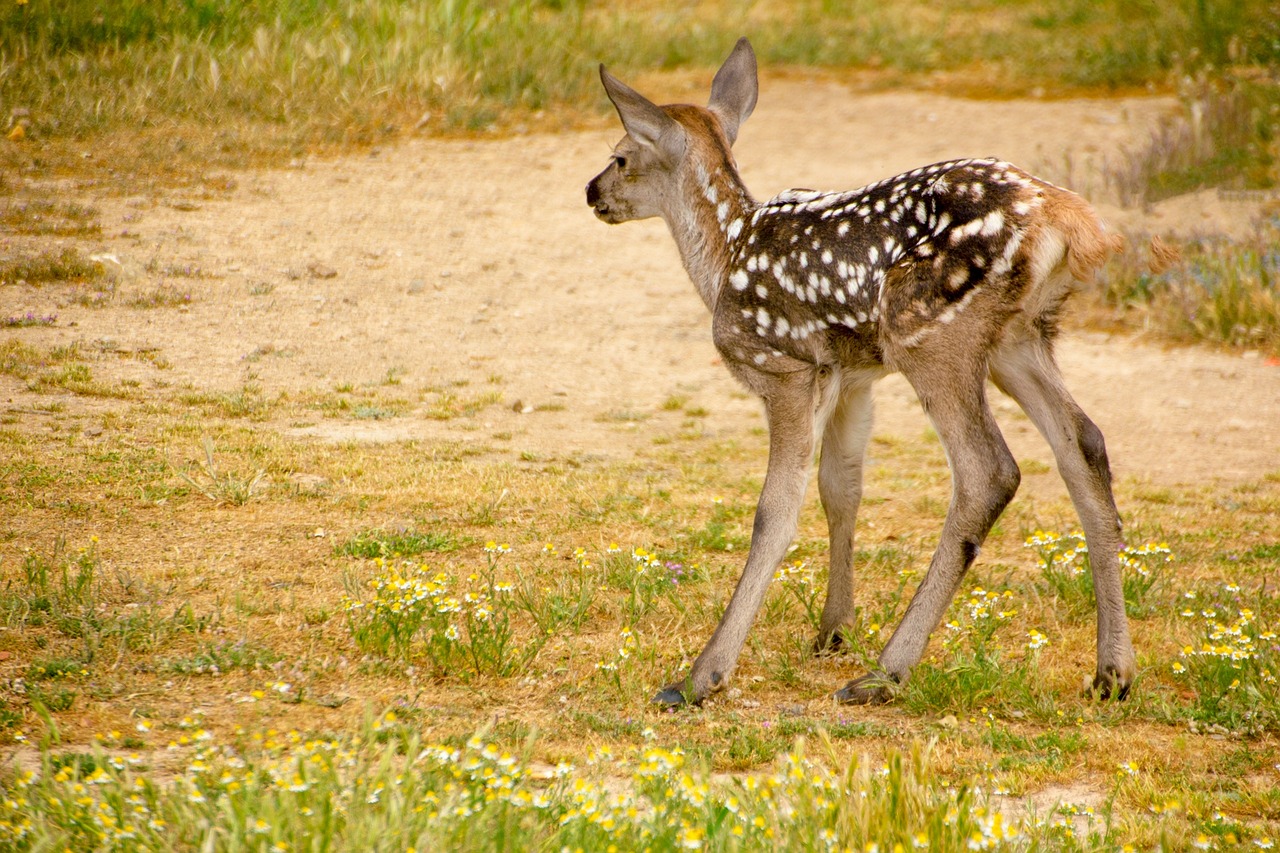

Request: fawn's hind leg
left=814, top=378, right=875, bottom=654
left=989, top=333, right=1134, bottom=698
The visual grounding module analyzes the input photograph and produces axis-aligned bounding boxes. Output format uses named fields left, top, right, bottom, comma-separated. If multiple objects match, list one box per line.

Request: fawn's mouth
left=591, top=202, right=619, bottom=223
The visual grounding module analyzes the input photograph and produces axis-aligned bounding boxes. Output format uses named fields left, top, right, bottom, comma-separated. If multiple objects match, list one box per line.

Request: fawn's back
left=713, top=157, right=1091, bottom=377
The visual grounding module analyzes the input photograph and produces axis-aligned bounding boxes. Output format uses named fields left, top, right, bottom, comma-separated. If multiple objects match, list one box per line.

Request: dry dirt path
left=7, top=79, right=1279, bottom=493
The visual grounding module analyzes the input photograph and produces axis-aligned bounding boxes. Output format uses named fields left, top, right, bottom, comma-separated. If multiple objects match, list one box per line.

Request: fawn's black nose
left=586, top=180, right=609, bottom=217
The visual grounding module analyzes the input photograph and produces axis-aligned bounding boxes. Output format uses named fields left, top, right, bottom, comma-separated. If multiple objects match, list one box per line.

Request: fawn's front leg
left=655, top=367, right=830, bottom=707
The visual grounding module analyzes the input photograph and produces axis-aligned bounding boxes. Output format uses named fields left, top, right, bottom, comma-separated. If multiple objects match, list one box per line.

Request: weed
left=338, top=528, right=459, bottom=559
left=128, top=285, right=193, bottom=309
left=513, top=543, right=596, bottom=634
left=25, top=658, right=85, bottom=682
left=425, top=389, right=502, bottom=420
left=594, top=626, right=639, bottom=691
left=3, top=311, right=57, bottom=327
left=0, top=199, right=101, bottom=236
left=28, top=686, right=77, bottom=714
left=685, top=497, right=749, bottom=552
left=603, top=545, right=695, bottom=623
left=176, top=437, right=266, bottom=505
left=1, top=539, right=98, bottom=631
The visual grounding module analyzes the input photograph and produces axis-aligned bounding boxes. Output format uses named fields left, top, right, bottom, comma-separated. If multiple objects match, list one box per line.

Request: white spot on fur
left=730, top=270, right=749, bottom=291
left=980, top=210, right=1004, bottom=236
left=727, top=218, right=743, bottom=240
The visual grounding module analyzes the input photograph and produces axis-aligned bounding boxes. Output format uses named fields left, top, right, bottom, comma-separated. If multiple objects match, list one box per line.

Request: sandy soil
left=5, top=78, right=1279, bottom=495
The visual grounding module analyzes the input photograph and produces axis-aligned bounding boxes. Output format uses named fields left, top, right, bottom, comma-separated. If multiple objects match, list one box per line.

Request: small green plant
left=177, top=438, right=266, bottom=505
left=512, top=543, right=596, bottom=634
left=772, top=558, right=821, bottom=631
left=1, top=539, right=99, bottom=631
left=593, top=626, right=639, bottom=692
left=686, top=498, right=749, bottom=552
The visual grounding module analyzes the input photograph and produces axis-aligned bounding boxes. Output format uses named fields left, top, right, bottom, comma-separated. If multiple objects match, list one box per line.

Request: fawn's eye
left=613, top=155, right=627, bottom=170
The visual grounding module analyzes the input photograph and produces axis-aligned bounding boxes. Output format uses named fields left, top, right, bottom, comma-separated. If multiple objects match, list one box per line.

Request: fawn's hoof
left=653, top=686, right=689, bottom=707
left=835, top=672, right=896, bottom=705
left=812, top=628, right=852, bottom=657
left=1088, top=669, right=1132, bottom=701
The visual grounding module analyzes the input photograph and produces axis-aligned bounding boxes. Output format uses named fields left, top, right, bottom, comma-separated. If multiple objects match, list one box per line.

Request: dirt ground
left=5, top=77, right=1280, bottom=503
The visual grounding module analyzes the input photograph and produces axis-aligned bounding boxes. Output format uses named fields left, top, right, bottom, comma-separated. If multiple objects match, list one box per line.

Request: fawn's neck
left=665, top=162, right=755, bottom=311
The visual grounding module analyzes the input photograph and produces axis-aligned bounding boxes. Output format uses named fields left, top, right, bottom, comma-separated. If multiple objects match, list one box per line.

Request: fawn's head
left=586, top=37, right=758, bottom=224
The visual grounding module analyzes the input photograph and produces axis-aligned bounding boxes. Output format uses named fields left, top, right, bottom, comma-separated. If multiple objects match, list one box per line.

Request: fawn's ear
left=708, top=37, right=758, bottom=145
left=600, top=65, right=685, bottom=159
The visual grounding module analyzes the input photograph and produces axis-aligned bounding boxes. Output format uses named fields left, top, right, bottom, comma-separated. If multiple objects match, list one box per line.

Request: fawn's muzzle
left=585, top=178, right=612, bottom=219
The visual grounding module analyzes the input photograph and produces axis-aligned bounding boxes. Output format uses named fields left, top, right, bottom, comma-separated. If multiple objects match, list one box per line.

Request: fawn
left=585, top=38, right=1135, bottom=707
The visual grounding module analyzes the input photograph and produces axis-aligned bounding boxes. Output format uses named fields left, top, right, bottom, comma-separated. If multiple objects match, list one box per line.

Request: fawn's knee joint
left=1076, top=415, right=1112, bottom=480
left=993, top=457, right=1021, bottom=507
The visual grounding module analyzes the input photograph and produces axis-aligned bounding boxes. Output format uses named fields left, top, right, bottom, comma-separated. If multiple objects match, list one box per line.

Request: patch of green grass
left=163, top=641, right=280, bottom=676
left=0, top=539, right=98, bottom=631
left=0, top=722, right=1126, bottom=852
left=25, top=657, right=86, bottom=682
left=341, top=550, right=546, bottom=678
left=5, top=0, right=1273, bottom=189
left=1168, top=581, right=1280, bottom=734
left=1099, top=219, right=1280, bottom=355
left=128, top=285, right=194, bottom=309
left=0, top=248, right=104, bottom=286
left=424, top=390, right=502, bottom=420
left=1108, top=78, right=1276, bottom=206
left=0, top=199, right=101, bottom=236
left=337, top=528, right=460, bottom=559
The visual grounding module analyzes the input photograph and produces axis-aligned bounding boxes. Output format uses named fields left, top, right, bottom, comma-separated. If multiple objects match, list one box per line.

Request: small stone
left=307, top=262, right=337, bottom=279
left=512, top=400, right=533, bottom=414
